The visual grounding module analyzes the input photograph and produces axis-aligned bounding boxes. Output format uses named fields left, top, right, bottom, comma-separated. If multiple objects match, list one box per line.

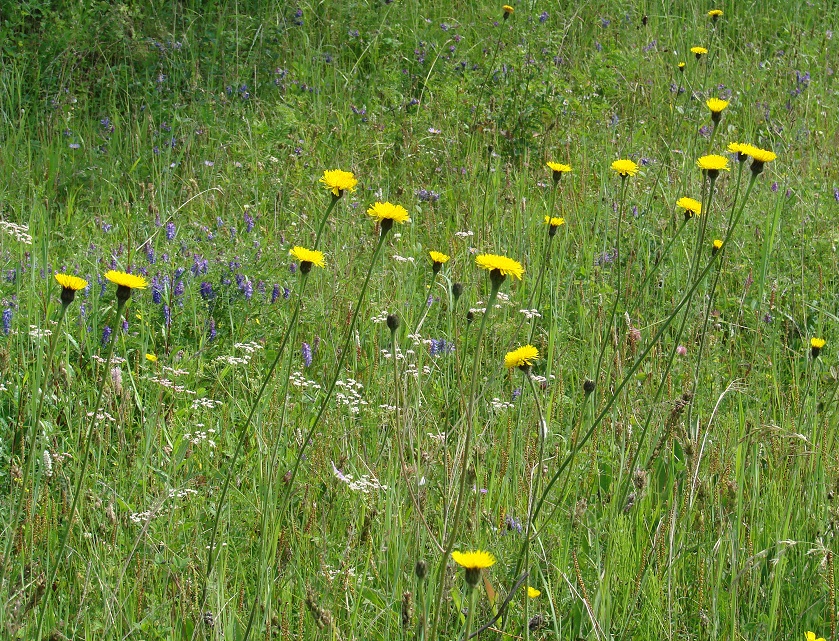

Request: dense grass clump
left=1, top=1, right=839, bottom=639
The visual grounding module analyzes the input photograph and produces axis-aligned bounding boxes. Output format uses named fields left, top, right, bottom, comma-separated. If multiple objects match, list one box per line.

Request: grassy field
left=1, top=0, right=839, bottom=639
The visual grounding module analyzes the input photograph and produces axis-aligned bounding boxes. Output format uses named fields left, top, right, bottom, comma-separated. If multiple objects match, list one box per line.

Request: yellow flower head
left=289, top=246, right=325, bottom=269
left=727, top=142, right=750, bottom=160
left=452, top=550, right=496, bottom=570
left=502, top=5, right=514, bottom=15
left=475, top=254, right=524, bottom=281
left=367, top=201, right=411, bottom=224
left=706, top=97, right=729, bottom=114
left=105, top=271, right=148, bottom=290
left=546, top=162, right=571, bottom=182
left=429, top=251, right=450, bottom=265
left=146, top=353, right=158, bottom=362
left=811, top=338, right=826, bottom=349
left=676, top=197, right=702, bottom=218
left=712, top=239, right=723, bottom=251
left=678, top=61, right=686, bottom=70
left=55, top=273, right=88, bottom=291
left=708, top=9, right=723, bottom=17
left=55, top=272, right=88, bottom=305
left=320, top=169, right=358, bottom=197
left=691, top=46, right=708, bottom=57
left=807, top=632, right=827, bottom=641
left=505, top=344, right=539, bottom=369
left=611, top=159, right=639, bottom=177
left=527, top=586, right=541, bottom=598
left=545, top=216, right=566, bottom=228
left=746, top=146, right=777, bottom=164
left=696, top=154, right=730, bottom=173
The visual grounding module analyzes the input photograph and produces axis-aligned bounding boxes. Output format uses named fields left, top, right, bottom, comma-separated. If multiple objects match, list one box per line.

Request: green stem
left=462, top=585, right=478, bottom=641
left=314, top=195, right=340, bottom=248
left=430, top=278, right=501, bottom=641
left=35, top=298, right=126, bottom=639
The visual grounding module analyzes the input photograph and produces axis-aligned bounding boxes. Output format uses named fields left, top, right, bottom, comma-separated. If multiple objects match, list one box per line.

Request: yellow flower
left=691, top=46, right=708, bottom=57
left=55, top=273, right=88, bottom=291
left=708, top=9, right=723, bottom=17
left=289, top=246, right=325, bottom=269
left=502, top=5, right=514, bottom=15
left=367, top=201, right=411, bottom=224
left=105, top=270, right=148, bottom=290
left=545, top=216, right=566, bottom=228
left=505, top=344, right=539, bottom=369
left=611, top=159, right=639, bottom=177
left=745, top=146, right=777, bottom=164
left=811, top=338, right=826, bottom=349
left=475, top=254, right=524, bottom=281
left=806, top=632, right=827, bottom=641
left=452, top=550, right=496, bottom=570
left=727, top=142, right=750, bottom=161
left=146, top=353, right=158, bottom=362
left=712, top=239, right=723, bottom=251
left=696, top=154, right=730, bottom=173
left=676, top=197, right=702, bottom=218
left=55, top=272, right=88, bottom=305
left=546, top=162, right=571, bottom=182
left=527, top=586, right=541, bottom=598
left=429, top=251, right=450, bottom=265
left=678, top=61, right=686, bottom=71
left=320, top=169, right=358, bottom=197
left=706, top=97, right=729, bottom=114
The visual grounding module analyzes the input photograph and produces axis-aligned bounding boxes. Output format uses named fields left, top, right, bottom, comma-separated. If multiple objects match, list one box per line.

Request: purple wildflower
left=271, top=284, right=281, bottom=303
left=2, top=308, right=11, bottom=334
left=208, top=318, right=217, bottom=341
left=163, top=305, right=171, bottom=327
left=166, top=222, right=176, bottom=241
left=302, top=342, right=312, bottom=367
left=101, top=325, right=112, bottom=346
left=200, top=281, right=214, bottom=300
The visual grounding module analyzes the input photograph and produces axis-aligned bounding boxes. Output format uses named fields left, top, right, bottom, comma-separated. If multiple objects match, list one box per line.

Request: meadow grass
left=1, top=0, right=839, bottom=639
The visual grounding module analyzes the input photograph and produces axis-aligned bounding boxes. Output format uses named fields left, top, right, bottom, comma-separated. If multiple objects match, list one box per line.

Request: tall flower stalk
left=35, top=270, right=146, bottom=638
left=429, top=253, right=524, bottom=641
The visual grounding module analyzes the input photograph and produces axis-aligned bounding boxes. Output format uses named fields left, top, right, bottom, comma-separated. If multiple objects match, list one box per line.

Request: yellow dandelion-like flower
left=678, top=61, right=686, bottom=71
left=475, top=253, right=524, bottom=281
left=746, top=146, right=777, bottom=164
left=527, top=586, right=541, bottom=598
left=712, top=239, right=723, bottom=253
left=289, top=246, right=325, bottom=269
left=502, top=5, right=514, bottom=15
left=546, top=161, right=571, bottom=182
left=708, top=9, right=723, bottom=18
left=505, top=344, right=539, bottom=369
left=706, top=97, right=729, bottom=114
left=452, top=550, right=496, bottom=570
left=105, top=270, right=148, bottom=303
left=55, top=273, right=88, bottom=291
left=691, top=46, right=708, bottom=58
left=807, top=632, right=827, bottom=641
left=676, top=197, right=702, bottom=218
left=696, top=154, right=730, bottom=173
left=727, top=142, right=750, bottom=162
left=811, top=337, right=826, bottom=359
left=429, top=251, right=450, bottom=265
left=611, top=159, right=639, bottom=177
left=55, top=272, right=88, bottom=305
left=367, top=201, right=411, bottom=225
left=319, top=169, right=358, bottom=197
left=545, top=216, right=566, bottom=228
left=146, top=353, right=158, bottom=362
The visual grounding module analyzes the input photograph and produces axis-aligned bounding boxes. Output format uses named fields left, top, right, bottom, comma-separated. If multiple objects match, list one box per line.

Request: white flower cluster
left=427, top=432, right=446, bottom=443
left=234, top=341, right=263, bottom=353
left=92, top=354, right=126, bottom=365
left=335, top=379, right=367, bottom=414
left=28, top=326, right=52, bottom=339
left=290, top=371, right=322, bottom=391
left=519, top=308, right=541, bottom=319
left=331, top=461, right=388, bottom=493
left=129, top=487, right=198, bottom=524
left=0, top=220, right=32, bottom=244
left=215, top=355, right=251, bottom=365
left=192, top=397, right=223, bottom=410
left=491, top=397, right=515, bottom=411
left=184, top=429, right=216, bottom=448
left=148, top=376, right=196, bottom=395
left=162, top=366, right=190, bottom=376
left=392, top=254, right=415, bottom=264
left=87, top=410, right=116, bottom=422
left=370, top=311, right=390, bottom=324
left=454, top=230, right=474, bottom=238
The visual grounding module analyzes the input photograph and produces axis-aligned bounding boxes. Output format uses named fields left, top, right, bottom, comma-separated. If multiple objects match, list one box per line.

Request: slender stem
left=462, top=585, right=477, bottom=641
left=430, top=279, right=501, bottom=641
left=523, top=372, right=546, bottom=641
left=202, top=274, right=306, bottom=598
left=594, top=176, right=628, bottom=388
left=274, top=232, right=388, bottom=522
left=1, top=303, right=68, bottom=591
left=35, top=298, right=126, bottom=639
left=314, top=195, right=340, bottom=248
